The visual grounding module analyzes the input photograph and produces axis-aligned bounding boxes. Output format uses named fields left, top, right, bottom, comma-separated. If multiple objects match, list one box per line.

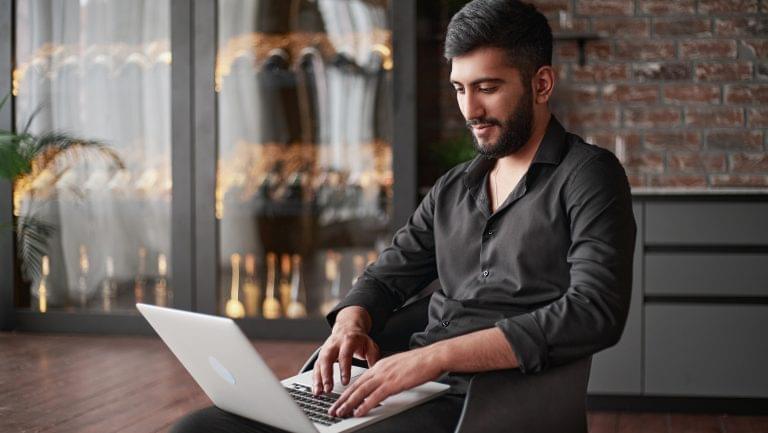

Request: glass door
left=12, top=0, right=174, bottom=313
left=215, top=0, right=394, bottom=321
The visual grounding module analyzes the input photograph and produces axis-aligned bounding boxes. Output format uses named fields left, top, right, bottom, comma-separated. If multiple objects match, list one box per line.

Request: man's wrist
left=333, top=306, right=372, bottom=334
left=425, top=340, right=452, bottom=373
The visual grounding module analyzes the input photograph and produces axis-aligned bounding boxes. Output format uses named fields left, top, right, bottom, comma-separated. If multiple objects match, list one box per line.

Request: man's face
left=449, top=47, right=534, bottom=159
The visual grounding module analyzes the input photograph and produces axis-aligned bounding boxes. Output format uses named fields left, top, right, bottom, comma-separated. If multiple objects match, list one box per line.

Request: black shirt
left=328, top=116, right=636, bottom=376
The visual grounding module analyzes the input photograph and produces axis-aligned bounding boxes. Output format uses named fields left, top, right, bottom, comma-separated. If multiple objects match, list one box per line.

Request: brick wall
left=416, top=0, right=768, bottom=190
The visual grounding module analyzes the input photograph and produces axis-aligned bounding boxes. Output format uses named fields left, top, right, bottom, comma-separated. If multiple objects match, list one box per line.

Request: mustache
left=466, top=117, right=502, bottom=128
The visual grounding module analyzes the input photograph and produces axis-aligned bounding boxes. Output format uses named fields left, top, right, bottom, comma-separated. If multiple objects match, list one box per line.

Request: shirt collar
left=463, top=115, right=567, bottom=190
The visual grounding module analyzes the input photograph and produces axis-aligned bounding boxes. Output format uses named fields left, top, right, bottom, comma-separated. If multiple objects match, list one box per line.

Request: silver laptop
left=137, top=303, right=449, bottom=433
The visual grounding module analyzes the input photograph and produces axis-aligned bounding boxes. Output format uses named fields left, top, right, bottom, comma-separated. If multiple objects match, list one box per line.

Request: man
left=171, top=1, right=635, bottom=432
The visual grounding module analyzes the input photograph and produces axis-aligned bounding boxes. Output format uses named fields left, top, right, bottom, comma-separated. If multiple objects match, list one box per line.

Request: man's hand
left=313, top=306, right=380, bottom=395
left=328, top=346, right=445, bottom=418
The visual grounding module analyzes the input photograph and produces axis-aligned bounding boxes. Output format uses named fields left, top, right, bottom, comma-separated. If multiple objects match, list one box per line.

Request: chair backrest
left=455, top=356, right=592, bottom=433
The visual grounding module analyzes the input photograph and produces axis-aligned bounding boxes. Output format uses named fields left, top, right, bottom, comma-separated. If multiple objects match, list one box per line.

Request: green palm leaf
left=0, top=141, right=32, bottom=179
left=29, top=132, right=125, bottom=172
left=1, top=92, right=125, bottom=284
left=16, top=216, right=56, bottom=283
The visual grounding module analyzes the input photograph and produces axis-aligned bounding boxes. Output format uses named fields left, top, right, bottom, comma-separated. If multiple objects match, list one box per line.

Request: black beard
left=468, top=88, right=534, bottom=159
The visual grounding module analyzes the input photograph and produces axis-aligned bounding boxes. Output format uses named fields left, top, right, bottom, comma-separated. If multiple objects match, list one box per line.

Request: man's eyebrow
left=450, top=77, right=505, bottom=86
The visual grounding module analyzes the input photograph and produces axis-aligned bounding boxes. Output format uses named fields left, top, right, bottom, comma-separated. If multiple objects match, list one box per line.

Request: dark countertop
left=631, top=188, right=768, bottom=197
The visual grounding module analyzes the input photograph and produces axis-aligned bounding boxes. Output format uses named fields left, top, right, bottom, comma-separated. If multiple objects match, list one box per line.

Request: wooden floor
left=1, top=333, right=766, bottom=433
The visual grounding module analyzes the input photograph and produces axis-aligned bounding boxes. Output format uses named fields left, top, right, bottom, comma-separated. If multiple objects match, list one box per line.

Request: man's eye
left=453, top=87, right=465, bottom=94
left=479, top=87, right=497, bottom=93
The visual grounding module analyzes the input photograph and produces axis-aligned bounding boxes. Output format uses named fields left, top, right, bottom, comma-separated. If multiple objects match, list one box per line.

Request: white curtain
left=15, top=0, right=171, bottom=307
left=216, top=0, right=391, bottom=261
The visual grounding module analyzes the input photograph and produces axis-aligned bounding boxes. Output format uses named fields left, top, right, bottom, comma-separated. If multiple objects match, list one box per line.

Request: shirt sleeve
left=326, top=177, right=442, bottom=334
left=495, top=150, right=636, bottom=374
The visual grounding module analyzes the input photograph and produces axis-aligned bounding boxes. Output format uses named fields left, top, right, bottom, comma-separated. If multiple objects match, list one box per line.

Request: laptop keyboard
left=285, top=383, right=345, bottom=426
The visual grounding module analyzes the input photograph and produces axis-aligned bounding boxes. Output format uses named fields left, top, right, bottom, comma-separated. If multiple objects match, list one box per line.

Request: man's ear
left=533, top=66, right=555, bottom=104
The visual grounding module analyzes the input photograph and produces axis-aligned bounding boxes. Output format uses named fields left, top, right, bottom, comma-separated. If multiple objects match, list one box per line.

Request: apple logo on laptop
left=208, top=355, right=236, bottom=385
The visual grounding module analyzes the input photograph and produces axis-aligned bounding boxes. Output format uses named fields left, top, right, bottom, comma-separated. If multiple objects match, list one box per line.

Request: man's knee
left=169, top=407, right=224, bottom=433
left=168, top=406, right=287, bottom=433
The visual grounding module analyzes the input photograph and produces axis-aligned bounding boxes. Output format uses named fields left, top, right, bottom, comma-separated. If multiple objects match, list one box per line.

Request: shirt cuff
left=325, top=282, right=397, bottom=334
left=495, top=313, right=549, bottom=374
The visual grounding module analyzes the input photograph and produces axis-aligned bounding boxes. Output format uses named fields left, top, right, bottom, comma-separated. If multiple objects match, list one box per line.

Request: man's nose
left=461, top=93, right=485, bottom=121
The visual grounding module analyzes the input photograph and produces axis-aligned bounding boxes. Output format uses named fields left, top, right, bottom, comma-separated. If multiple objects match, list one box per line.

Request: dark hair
left=444, top=0, right=553, bottom=83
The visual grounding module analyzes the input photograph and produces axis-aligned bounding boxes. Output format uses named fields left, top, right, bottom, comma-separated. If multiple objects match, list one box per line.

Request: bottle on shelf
left=77, top=245, right=89, bottom=308
left=134, top=247, right=147, bottom=304
left=263, top=252, right=282, bottom=319
left=352, top=254, right=365, bottom=286
left=155, top=253, right=169, bottom=307
left=243, top=253, right=261, bottom=317
left=225, top=253, right=245, bottom=318
left=320, top=250, right=341, bottom=316
left=285, top=254, right=307, bottom=319
left=102, top=256, right=116, bottom=312
left=283, top=171, right=304, bottom=203
left=37, top=255, right=49, bottom=313
left=279, top=254, right=292, bottom=314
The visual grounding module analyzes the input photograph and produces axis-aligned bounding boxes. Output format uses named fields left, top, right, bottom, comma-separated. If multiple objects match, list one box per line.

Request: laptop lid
left=137, top=303, right=318, bottom=433
left=137, top=303, right=450, bottom=433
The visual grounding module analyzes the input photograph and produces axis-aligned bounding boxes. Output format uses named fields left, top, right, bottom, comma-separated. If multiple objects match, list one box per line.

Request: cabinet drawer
left=645, top=304, right=768, bottom=398
left=645, top=253, right=768, bottom=297
left=645, top=202, right=768, bottom=246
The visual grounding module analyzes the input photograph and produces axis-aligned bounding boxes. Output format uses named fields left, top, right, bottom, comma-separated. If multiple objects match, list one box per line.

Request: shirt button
left=441, top=320, right=450, bottom=327
left=482, top=269, right=489, bottom=277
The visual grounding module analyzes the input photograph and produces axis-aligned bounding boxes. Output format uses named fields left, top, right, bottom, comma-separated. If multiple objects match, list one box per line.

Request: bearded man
left=171, top=1, right=636, bottom=432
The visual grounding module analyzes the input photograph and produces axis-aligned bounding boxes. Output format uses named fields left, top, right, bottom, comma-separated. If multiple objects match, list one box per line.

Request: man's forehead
left=449, top=47, right=522, bottom=84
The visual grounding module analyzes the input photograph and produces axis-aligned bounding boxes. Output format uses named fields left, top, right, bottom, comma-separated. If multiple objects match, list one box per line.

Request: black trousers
left=169, top=394, right=465, bottom=433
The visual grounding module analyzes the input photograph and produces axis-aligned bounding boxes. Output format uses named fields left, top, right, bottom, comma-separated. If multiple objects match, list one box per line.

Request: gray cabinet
left=645, top=202, right=768, bottom=246
left=645, top=304, right=768, bottom=398
left=645, top=253, right=768, bottom=297
left=588, top=194, right=768, bottom=399
left=642, top=196, right=768, bottom=399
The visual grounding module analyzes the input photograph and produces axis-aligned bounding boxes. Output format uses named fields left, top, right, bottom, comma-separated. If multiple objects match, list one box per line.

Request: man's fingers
left=320, top=352, right=336, bottom=393
left=338, top=343, right=353, bottom=385
left=329, top=371, right=365, bottom=416
left=365, top=340, right=381, bottom=367
left=333, top=376, right=380, bottom=418
left=353, top=387, right=390, bottom=417
left=313, top=347, right=331, bottom=394
left=312, top=360, right=322, bottom=395
left=314, top=346, right=338, bottom=395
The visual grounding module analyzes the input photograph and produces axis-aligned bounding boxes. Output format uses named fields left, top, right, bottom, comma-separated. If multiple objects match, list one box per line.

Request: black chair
left=300, top=296, right=592, bottom=433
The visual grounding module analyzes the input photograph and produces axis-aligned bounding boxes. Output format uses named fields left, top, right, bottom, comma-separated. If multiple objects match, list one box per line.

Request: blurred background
left=1, top=0, right=767, bottom=429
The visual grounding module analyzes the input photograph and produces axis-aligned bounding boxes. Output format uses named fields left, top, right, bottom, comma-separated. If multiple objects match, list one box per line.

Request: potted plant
left=0, top=94, right=124, bottom=284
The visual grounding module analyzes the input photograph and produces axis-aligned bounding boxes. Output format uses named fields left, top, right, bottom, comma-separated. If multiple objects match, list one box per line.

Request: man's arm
left=330, top=150, right=635, bottom=417
left=329, top=326, right=518, bottom=417
left=314, top=172, right=451, bottom=395
left=496, top=150, right=636, bottom=373
left=325, top=174, right=444, bottom=334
